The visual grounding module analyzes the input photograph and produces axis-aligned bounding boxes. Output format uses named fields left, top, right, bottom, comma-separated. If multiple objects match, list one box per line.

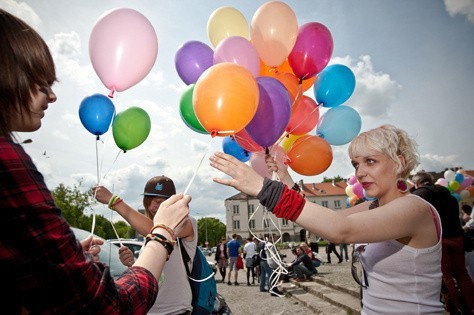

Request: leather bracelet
left=145, top=233, right=175, bottom=261
left=149, top=224, right=175, bottom=240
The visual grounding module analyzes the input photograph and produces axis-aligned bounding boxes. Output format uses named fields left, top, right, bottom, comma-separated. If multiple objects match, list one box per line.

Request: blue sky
left=4, top=0, right=474, bottom=223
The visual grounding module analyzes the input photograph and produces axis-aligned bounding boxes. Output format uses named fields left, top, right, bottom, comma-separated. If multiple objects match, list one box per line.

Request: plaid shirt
left=0, top=136, right=158, bottom=314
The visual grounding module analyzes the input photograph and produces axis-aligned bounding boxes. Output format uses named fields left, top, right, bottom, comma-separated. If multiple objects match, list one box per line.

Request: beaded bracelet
left=149, top=224, right=175, bottom=240
left=145, top=233, right=175, bottom=260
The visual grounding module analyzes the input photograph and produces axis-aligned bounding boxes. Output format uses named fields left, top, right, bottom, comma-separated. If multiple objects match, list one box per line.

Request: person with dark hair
left=93, top=176, right=198, bottom=315
left=226, top=233, right=241, bottom=285
left=286, top=246, right=317, bottom=282
left=215, top=237, right=228, bottom=283
left=0, top=9, right=190, bottom=313
left=461, top=204, right=474, bottom=280
left=210, top=125, right=445, bottom=313
left=412, top=172, right=474, bottom=314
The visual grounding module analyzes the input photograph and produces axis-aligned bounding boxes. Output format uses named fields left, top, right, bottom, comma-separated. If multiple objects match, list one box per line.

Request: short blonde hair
left=348, top=124, right=419, bottom=178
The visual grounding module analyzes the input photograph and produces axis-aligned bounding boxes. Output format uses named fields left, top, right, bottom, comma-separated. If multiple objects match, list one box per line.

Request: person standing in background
left=326, top=241, right=343, bottom=264
left=339, top=243, right=350, bottom=262
left=215, top=237, right=228, bottom=283
left=244, top=237, right=256, bottom=285
left=461, top=204, right=474, bottom=280
left=412, top=172, right=474, bottom=314
left=306, top=230, right=320, bottom=254
left=226, top=234, right=241, bottom=285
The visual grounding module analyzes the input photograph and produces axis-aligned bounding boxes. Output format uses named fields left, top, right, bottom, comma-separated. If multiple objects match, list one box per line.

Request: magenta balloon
left=352, top=182, right=364, bottom=199
left=175, top=40, right=214, bottom=85
left=89, top=8, right=158, bottom=96
left=214, top=36, right=260, bottom=77
left=245, top=77, right=291, bottom=148
left=288, top=22, right=333, bottom=79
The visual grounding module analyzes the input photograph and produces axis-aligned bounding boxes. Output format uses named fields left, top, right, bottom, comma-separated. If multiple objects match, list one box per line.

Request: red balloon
left=234, top=129, right=263, bottom=152
left=287, top=135, right=332, bottom=176
left=286, top=95, right=320, bottom=135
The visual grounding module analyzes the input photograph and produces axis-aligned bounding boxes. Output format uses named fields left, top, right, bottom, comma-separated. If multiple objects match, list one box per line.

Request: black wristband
left=291, top=182, right=301, bottom=192
left=145, top=233, right=174, bottom=260
left=257, top=177, right=285, bottom=212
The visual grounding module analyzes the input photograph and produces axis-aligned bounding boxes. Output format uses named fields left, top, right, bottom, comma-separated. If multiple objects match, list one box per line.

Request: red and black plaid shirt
left=0, top=136, right=158, bottom=314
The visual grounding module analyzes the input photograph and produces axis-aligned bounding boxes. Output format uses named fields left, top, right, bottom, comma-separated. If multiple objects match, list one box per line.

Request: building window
left=334, top=200, right=341, bottom=209
left=249, top=219, right=255, bottom=229
left=233, top=205, right=239, bottom=215
left=248, top=204, right=255, bottom=215
left=282, top=219, right=289, bottom=226
left=322, top=201, right=328, bottom=207
left=263, top=219, right=269, bottom=228
left=233, top=220, right=240, bottom=230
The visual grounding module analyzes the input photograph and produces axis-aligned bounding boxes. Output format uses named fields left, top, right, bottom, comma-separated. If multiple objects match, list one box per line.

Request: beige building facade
left=224, top=180, right=349, bottom=242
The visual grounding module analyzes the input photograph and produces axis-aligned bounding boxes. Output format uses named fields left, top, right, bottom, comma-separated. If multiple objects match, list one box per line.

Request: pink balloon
left=288, top=22, right=333, bottom=79
left=89, top=8, right=158, bottom=97
left=352, top=182, right=364, bottom=199
left=250, top=146, right=288, bottom=178
left=214, top=36, right=260, bottom=78
left=435, top=178, right=448, bottom=187
left=460, top=176, right=473, bottom=189
left=348, top=175, right=357, bottom=185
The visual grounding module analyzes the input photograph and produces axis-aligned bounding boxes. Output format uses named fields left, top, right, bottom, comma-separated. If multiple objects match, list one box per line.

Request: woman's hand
left=91, top=185, right=113, bottom=205
left=210, top=152, right=265, bottom=196
left=153, top=193, right=191, bottom=237
left=119, top=246, right=135, bottom=267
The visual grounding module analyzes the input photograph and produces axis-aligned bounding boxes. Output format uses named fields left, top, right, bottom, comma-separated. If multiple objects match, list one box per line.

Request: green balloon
left=112, top=106, right=151, bottom=152
left=179, top=84, right=208, bottom=134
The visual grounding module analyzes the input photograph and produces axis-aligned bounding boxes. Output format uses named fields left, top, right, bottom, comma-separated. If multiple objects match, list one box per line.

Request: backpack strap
left=179, top=238, right=192, bottom=277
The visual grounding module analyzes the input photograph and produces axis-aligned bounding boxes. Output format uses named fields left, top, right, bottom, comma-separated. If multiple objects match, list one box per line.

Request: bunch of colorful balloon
left=175, top=1, right=361, bottom=177
left=345, top=175, right=376, bottom=207
left=435, top=170, right=473, bottom=202
left=79, top=8, right=155, bottom=153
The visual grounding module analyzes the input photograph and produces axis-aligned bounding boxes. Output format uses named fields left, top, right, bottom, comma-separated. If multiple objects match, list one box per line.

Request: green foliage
left=51, top=181, right=133, bottom=239
left=322, top=175, right=345, bottom=183
left=196, top=217, right=226, bottom=247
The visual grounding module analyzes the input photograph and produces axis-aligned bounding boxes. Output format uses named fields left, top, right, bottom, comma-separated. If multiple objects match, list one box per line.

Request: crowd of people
left=2, top=7, right=474, bottom=315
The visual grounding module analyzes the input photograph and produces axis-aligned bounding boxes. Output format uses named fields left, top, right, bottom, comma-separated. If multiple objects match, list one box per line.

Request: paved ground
left=211, top=249, right=357, bottom=315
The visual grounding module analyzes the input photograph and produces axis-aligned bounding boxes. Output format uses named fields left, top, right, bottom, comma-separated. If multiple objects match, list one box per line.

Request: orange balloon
left=286, top=95, right=320, bottom=135
left=287, top=135, right=333, bottom=176
left=467, top=186, right=474, bottom=197
left=274, top=72, right=299, bottom=102
left=301, top=76, right=316, bottom=92
left=193, top=63, right=259, bottom=137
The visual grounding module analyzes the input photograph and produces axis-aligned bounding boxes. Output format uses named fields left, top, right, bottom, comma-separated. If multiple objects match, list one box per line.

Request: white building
left=224, top=180, right=349, bottom=242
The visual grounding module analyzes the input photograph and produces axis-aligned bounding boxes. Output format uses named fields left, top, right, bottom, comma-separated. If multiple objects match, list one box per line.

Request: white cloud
left=2, top=0, right=40, bottom=29
left=331, top=55, right=401, bottom=118
left=444, top=0, right=474, bottom=23
left=417, top=153, right=462, bottom=173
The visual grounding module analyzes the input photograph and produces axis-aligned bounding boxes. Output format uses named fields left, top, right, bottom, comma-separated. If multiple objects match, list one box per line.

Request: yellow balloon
left=207, top=7, right=249, bottom=48
left=281, top=134, right=305, bottom=152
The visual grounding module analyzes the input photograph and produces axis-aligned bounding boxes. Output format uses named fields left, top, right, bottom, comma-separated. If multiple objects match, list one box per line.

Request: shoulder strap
left=179, top=238, right=192, bottom=277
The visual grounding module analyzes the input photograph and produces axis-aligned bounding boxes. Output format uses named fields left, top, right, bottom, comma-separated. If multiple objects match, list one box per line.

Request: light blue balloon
left=314, top=64, right=355, bottom=108
left=454, top=173, right=464, bottom=184
left=222, top=136, right=251, bottom=162
left=316, top=106, right=361, bottom=145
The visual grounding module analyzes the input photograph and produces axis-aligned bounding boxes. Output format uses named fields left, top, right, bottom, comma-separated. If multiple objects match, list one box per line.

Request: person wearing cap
left=93, top=175, right=198, bottom=315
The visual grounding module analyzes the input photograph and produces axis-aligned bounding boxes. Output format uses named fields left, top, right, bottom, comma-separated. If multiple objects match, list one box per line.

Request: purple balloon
left=245, top=77, right=291, bottom=148
left=175, top=41, right=214, bottom=85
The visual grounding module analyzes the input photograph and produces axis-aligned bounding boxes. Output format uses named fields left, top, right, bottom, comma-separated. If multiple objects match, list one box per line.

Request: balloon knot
left=265, top=147, right=269, bottom=155
left=108, top=89, right=115, bottom=98
left=210, top=130, right=218, bottom=138
left=96, top=135, right=100, bottom=141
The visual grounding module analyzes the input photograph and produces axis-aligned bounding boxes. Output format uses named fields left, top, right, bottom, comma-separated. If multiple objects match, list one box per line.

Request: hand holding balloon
left=265, top=154, right=294, bottom=188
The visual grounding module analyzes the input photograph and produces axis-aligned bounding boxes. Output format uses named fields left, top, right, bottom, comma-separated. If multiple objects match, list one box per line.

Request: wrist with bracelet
left=145, top=233, right=175, bottom=261
left=108, top=195, right=123, bottom=210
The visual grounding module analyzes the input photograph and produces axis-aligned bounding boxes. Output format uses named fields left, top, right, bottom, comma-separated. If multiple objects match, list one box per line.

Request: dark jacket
left=412, top=184, right=463, bottom=238
left=291, top=253, right=316, bottom=272
left=215, top=243, right=228, bottom=261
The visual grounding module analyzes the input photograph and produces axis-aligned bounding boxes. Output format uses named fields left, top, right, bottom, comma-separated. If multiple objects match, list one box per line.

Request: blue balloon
left=222, top=136, right=251, bottom=162
left=314, top=64, right=355, bottom=108
left=79, top=94, right=115, bottom=136
left=316, top=106, right=361, bottom=145
left=454, top=173, right=464, bottom=184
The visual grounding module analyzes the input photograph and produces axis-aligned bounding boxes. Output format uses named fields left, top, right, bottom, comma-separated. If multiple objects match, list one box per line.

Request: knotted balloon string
left=183, top=136, right=215, bottom=195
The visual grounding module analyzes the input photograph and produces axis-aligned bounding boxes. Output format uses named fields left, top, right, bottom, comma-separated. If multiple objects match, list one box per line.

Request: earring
left=396, top=178, right=409, bottom=193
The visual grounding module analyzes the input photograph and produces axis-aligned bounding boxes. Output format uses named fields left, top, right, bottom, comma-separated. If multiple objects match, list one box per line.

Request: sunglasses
left=351, top=244, right=368, bottom=288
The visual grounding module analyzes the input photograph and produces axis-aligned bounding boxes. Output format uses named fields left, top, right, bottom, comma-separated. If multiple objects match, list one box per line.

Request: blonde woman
left=210, top=125, right=444, bottom=314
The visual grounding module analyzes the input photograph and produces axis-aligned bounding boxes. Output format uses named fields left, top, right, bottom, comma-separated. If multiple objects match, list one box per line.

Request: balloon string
left=183, top=137, right=214, bottom=195
left=109, top=211, right=122, bottom=247
left=233, top=133, right=264, bottom=152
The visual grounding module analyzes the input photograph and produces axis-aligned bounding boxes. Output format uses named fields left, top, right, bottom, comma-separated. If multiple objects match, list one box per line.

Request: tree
left=196, top=217, right=226, bottom=248
left=51, top=181, right=133, bottom=239
left=322, top=175, right=345, bottom=183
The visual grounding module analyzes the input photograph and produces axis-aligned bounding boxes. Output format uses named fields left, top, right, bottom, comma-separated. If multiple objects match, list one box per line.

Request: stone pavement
left=212, top=249, right=361, bottom=315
